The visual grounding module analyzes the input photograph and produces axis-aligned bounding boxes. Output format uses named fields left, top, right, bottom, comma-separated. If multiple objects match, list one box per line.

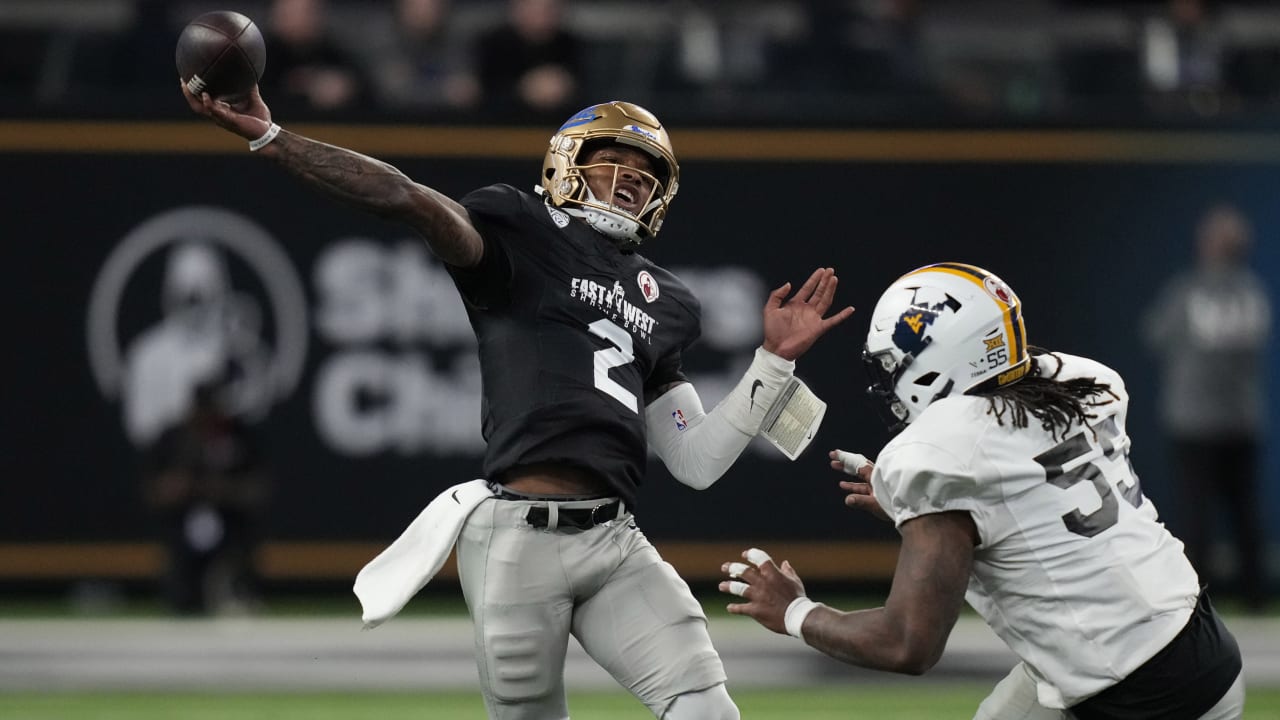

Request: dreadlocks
left=978, top=348, right=1118, bottom=439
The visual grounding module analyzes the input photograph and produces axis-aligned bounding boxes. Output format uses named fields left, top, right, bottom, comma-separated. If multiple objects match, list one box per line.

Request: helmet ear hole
left=544, top=168, right=555, bottom=180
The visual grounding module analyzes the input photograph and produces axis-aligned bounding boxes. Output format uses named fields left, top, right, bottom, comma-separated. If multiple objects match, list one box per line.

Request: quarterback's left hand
left=719, top=547, right=807, bottom=635
left=761, top=268, right=855, bottom=361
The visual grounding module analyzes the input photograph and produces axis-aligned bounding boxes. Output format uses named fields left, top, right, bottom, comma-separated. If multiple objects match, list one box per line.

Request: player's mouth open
left=613, top=187, right=638, bottom=211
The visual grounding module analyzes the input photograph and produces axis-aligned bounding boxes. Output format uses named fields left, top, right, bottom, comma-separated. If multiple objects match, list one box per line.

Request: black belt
left=525, top=500, right=625, bottom=532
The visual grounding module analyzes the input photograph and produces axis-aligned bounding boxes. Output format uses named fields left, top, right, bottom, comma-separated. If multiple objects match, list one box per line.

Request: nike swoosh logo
left=452, top=490, right=461, bottom=504
left=749, top=379, right=764, bottom=409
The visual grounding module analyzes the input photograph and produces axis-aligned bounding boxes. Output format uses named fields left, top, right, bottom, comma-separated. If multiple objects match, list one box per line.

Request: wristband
left=249, top=123, right=281, bottom=151
left=784, top=596, right=818, bottom=640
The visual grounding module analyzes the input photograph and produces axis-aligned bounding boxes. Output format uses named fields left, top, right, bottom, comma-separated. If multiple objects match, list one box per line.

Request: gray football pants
left=456, top=496, right=728, bottom=719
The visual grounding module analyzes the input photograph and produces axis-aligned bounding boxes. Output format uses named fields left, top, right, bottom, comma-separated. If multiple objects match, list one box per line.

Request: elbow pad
left=644, top=348, right=796, bottom=490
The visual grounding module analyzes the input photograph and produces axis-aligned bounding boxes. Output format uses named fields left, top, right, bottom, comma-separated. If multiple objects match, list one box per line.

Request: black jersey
left=449, top=184, right=701, bottom=506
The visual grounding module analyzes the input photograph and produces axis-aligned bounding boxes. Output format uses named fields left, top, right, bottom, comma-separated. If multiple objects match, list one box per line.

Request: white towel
left=353, top=478, right=495, bottom=629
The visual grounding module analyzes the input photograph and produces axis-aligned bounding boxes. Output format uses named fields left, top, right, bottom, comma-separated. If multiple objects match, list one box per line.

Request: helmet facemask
left=862, top=346, right=956, bottom=435
left=557, top=153, right=668, bottom=242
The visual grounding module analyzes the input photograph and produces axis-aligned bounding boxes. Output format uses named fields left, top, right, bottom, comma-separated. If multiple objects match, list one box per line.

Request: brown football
left=175, top=11, right=266, bottom=101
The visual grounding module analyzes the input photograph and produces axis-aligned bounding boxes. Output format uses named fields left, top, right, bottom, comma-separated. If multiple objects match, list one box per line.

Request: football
left=175, top=11, right=266, bottom=101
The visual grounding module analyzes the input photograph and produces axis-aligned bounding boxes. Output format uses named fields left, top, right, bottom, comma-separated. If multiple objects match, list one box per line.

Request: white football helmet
left=540, top=101, right=679, bottom=244
left=864, top=262, right=1030, bottom=431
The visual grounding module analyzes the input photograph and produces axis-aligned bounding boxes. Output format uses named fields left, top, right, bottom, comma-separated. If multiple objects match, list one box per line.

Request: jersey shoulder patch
left=631, top=258, right=702, bottom=324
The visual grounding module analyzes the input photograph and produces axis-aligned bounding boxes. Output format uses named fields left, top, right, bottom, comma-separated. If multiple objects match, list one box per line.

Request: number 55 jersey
left=448, top=184, right=701, bottom=508
left=871, top=352, right=1200, bottom=709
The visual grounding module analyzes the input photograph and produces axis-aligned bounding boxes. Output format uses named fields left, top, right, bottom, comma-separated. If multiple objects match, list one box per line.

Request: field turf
left=4, top=687, right=1280, bottom=719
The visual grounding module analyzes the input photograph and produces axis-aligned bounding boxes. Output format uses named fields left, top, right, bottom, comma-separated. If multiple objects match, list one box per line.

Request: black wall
left=3, top=128, right=1278, bottom=561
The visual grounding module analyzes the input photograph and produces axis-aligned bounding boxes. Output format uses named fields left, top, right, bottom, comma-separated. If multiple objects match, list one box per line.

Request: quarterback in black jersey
left=454, top=182, right=704, bottom=508
left=184, top=85, right=853, bottom=719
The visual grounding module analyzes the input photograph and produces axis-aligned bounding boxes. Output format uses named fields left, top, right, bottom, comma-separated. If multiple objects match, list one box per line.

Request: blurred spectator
left=475, top=0, right=583, bottom=117
left=9, top=0, right=1280, bottom=124
left=259, top=0, right=371, bottom=113
left=848, top=0, right=929, bottom=94
left=1142, top=203, right=1271, bottom=613
left=366, top=0, right=479, bottom=112
left=145, top=381, right=272, bottom=616
left=1142, top=0, right=1227, bottom=112
left=929, top=2, right=1056, bottom=118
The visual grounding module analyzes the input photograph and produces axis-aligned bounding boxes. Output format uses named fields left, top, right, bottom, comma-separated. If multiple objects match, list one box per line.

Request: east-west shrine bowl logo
left=87, top=206, right=308, bottom=447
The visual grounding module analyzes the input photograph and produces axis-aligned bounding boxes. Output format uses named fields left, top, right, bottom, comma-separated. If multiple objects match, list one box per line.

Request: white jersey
left=871, top=353, right=1200, bottom=709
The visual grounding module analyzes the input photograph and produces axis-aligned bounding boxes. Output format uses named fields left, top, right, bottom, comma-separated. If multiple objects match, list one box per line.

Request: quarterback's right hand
left=180, top=82, right=273, bottom=141
left=830, top=449, right=889, bottom=522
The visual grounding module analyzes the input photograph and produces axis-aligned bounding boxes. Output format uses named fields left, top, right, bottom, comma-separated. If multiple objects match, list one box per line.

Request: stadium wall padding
left=1, top=123, right=1276, bottom=584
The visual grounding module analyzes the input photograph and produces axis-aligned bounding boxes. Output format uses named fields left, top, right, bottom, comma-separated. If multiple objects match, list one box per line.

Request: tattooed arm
left=258, top=132, right=482, bottom=267
left=181, top=84, right=483, bottom=268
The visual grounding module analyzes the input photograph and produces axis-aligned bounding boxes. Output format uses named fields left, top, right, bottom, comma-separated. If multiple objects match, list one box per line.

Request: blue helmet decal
left=558, top=108, right=601, bottom=131
left=891, top=290, right=962, bottom=356
left=623, top=124, right=659, bottom=142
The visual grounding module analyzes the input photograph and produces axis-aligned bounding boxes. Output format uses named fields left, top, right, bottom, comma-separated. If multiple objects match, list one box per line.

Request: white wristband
left=249, top=123, right=281, bottom=151
left=784, top=596, right=818, bottom=640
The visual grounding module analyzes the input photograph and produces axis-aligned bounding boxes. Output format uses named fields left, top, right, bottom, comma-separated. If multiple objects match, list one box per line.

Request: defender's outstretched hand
left=719, top=547, right=807, bottom=635
left=180, top=82, right=273, bottom=142
left=762, top=268, right=855, bottom=360
left=831, top=449, right=890, bottom=522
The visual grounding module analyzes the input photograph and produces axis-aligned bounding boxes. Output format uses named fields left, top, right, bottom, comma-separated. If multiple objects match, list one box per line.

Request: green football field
left=4, top=687, right=1279, bottom=719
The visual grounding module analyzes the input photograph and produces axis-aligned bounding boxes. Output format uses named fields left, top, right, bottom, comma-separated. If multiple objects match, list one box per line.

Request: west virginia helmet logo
left=892, top=288, right=962, bottom=357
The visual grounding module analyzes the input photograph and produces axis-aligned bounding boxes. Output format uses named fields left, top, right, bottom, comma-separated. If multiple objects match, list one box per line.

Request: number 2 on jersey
left=1033, top=420, right=1143, bottom=538
left=588, top=318, right=638, bottom=412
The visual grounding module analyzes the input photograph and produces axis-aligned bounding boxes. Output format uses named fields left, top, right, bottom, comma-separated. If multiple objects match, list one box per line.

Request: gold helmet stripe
left=902, top=262, right=1025, bottom=364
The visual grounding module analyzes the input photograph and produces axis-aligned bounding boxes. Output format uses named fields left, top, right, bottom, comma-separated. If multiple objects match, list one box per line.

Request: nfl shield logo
left=637, top=270, right=659, bottom=303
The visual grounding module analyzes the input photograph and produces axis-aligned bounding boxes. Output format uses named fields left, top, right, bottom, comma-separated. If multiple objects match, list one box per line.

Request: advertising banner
left=3, top=124, right=1277, bottom=582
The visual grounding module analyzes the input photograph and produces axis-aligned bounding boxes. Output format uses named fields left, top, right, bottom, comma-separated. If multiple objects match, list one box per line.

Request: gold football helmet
left=540, top=101, right=679, bottom=244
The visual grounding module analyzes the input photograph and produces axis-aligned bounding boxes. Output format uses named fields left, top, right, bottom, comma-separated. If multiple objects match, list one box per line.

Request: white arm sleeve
left=645, top=347, right=795, bottom=490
